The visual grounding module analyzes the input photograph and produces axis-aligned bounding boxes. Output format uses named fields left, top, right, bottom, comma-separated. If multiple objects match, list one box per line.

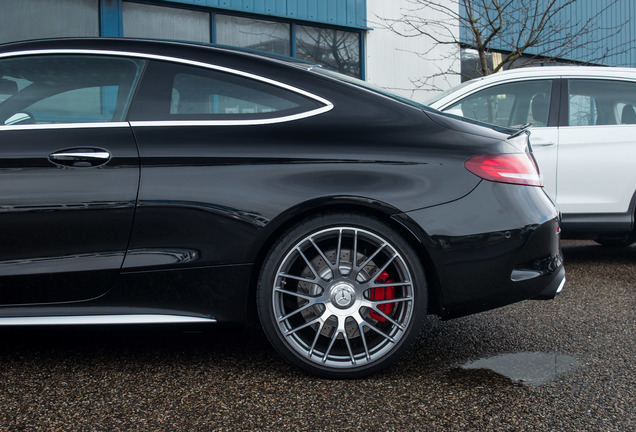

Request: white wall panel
left=366, top=0, right=460, bottom=103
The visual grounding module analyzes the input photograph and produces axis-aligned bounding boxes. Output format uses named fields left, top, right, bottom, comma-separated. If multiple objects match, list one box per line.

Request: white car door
left=557, top=78, right=636, bottom=215
left=527, top=126, right=559, bottom=202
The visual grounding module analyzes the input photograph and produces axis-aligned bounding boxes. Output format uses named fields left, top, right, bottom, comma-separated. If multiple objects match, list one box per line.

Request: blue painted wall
left=101, top=0, right=123, bottom=37
left=156, top=0, right=368, bottom=29
left=459, top=0, right=636, bottom=67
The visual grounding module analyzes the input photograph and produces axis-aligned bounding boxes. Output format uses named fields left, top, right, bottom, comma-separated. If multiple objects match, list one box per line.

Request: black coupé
left=0, top=38, right=564, bottom=378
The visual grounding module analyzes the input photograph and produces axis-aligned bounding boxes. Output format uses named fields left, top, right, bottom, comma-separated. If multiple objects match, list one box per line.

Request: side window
left=130, top=61, right=323, bottom=121
left=568, top=94, right=597, bottom=126
left=568, top=79, right=636, bottom=126
left=445, top=80, right=553, bottom=127
left=171, top=72, right=301, bottom=115
left=0, top=55, right=144, bottom=125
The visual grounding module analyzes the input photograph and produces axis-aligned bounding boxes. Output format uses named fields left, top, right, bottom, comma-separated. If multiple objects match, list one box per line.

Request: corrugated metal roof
left=164, top=0, right=368, bottom=29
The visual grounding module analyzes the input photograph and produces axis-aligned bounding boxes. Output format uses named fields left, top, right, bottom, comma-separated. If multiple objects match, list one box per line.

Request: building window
left=121, top=2, right=362, bottom=78
left=1, top=0, right=363, bottom=79
left=216, top=15, right=291, bottom=57
left=123, top=2, right=210, bottom=43
left=296, top=26, right=361, bottom=78
left=0, top=0, right=99, bottom=44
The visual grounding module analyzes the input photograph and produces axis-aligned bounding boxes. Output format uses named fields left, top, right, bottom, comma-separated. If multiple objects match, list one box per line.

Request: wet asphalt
left=0, top=240, right=634, bottom=431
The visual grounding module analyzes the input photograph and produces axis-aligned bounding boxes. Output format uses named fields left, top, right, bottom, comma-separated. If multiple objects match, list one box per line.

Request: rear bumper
left=533, top=266, right=566, bottom=300
left=395, top=180, right=564, bottom=319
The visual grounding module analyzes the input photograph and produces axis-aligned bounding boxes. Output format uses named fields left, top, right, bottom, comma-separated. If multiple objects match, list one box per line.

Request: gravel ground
left=0, top=240, right=634, bottom=431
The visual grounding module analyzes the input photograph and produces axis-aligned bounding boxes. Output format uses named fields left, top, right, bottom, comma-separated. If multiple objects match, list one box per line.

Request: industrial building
left=2, top=0, right=634, bottom=102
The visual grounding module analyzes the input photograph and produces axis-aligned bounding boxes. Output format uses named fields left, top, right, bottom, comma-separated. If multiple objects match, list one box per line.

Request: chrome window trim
left=0, top=49, right=335, bottom=125
left=0, top=314, right=217, bottom=326
left=130, top=105, right=332, bottom=127
left=0, top=122, right=130, bottom=131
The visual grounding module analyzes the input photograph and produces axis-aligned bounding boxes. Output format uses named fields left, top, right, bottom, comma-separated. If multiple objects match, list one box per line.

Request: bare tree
left=379, top=0, right=630, bottom=87
left=296, top=27, right=361, bottom=78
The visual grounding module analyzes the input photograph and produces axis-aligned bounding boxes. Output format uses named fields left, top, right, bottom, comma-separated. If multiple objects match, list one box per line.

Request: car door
left=557, top=78, right=636, bottom=217
left=0, top=53, right=144, bottom=305
left=122, top=58, right=330, bottom=272
left=440, top=79, right=560, bottom=201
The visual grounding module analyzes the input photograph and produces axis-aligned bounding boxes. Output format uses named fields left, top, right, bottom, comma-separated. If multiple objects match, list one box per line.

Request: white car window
left=445, top=80, right=552, bottom=127
left=568, top=79, right=636, bottom=126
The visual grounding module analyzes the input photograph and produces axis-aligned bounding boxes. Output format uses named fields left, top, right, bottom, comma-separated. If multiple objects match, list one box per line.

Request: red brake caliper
left=370, top=271, right=396, bottom=322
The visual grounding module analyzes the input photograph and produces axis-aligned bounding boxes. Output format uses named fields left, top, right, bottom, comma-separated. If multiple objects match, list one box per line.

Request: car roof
left=472, top=65, right=636, bottom=79
left=427, top=65, right=636, bottom=108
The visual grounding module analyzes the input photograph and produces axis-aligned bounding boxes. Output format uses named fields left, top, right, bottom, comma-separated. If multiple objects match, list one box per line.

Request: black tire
left=257, top=212, right=428, bottom=379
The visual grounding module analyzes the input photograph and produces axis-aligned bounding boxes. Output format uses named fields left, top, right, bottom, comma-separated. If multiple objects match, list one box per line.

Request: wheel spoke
left=358, top=322, right=370, bottom=361
left=352, top=229, right=359, bottom=267
left=343, top=331, right=356, bottom=365
left=308, top=320, right=327, bottom=357
left=308, top=237, right=335, bottom=273
left=285, top=316, right=321, bottom=336
left=277, top=301, right=319, bottom=323
left=274, top=287, right=317, bottom=302
left=335, top=229, right=343, bottom=271
left=322, top=328, right=340, bottom=363
left=369, top=297, right=412, bottom=306
left=362, top=322, right=396, bottom=344
left=356, top=242, right=387, bottom=274
left=370, top=253, right=397, bottom=281
left=296, top=247, right=319, bottom=279
left=279, top=273, right=317, bottom=284
left=368, top=281, right=412, bottom=289
left=368, top=306, right=406, bottom=330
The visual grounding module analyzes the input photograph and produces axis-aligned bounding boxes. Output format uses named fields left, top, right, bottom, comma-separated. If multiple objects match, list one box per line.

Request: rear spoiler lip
left=507, top=123, right=532, bottom=139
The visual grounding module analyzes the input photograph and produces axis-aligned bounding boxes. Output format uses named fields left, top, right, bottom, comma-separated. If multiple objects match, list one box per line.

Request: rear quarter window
left=129, top=60, right=325, bottom=122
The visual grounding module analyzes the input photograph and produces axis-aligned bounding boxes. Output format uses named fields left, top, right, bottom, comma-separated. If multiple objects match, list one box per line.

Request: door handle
left=532, top=140, right=556, bottom=147
left=49, top=148, right=111, bottom=167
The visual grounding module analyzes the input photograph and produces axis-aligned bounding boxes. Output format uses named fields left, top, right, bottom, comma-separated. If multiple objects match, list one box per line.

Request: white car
left=427, top=66, right=636, bottom=246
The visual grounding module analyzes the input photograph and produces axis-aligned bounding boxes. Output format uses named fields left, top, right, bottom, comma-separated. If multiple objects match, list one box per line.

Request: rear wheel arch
left=246, top=198, right=442, bottom=325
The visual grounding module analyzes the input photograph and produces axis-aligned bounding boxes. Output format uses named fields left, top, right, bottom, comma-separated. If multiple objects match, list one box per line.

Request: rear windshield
left=309, top=66, right=433, bottom=112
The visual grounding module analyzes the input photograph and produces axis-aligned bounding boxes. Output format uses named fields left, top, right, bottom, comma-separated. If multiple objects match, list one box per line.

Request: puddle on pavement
left=459, top=351, right=579, bottom=387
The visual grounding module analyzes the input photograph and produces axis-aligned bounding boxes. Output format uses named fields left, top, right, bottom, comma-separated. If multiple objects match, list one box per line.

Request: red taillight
left=465, top=153, right=543, bottom=187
